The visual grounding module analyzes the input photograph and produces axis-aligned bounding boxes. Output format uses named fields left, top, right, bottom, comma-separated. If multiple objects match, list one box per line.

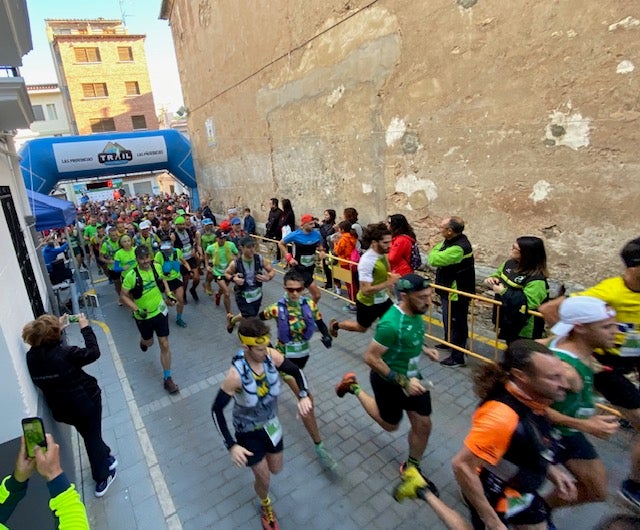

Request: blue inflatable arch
left=19, top=129, right=199, bottom=206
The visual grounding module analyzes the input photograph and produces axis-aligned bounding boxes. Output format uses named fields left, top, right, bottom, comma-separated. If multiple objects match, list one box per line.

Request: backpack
left=128, top=264, right=165, bottom=300
left=409, top=239, right=422, bottom=270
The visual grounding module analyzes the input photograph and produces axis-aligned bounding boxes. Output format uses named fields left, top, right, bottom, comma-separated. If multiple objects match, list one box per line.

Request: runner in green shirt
left=154, top=240, right=192, bottom=328
left=204, top=229, right=238, bottom=315
left=120, top=246, right=180, bottom=394
left=100, top=227, right=121, bottom=297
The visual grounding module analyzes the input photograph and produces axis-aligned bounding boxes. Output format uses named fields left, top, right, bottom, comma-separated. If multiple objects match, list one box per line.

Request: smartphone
left=21, top=417, right=47, bottom=458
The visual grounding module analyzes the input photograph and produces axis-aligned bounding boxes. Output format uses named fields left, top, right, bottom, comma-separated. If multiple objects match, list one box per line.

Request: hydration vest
left=231, top=351, right=280, bottom=433
left=235, top=254, right=264, bottom=292
left=159, top=250, right=181, bottom=275
left=276, top=298, right=315, bottom=343
left=128, top=264, right=165, bottom=300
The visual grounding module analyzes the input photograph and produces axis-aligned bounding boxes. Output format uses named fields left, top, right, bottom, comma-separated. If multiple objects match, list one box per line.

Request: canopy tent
left=27, top=189, right=77, bottom=231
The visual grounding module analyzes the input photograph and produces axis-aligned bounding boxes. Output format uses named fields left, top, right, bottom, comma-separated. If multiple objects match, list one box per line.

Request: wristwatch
left=298, top=390, right=309, bottom=399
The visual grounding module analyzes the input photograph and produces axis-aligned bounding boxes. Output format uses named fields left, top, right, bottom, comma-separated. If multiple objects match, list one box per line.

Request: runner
left=224, top=236, right=275, bottom=333
left=335, top=274, right=439, bottom=476
left=120, top=246, right=180, bottom=394
left=154, top=239, right=193, bottom=328
left=134, top=220, right=161, bottom=254
left=211, top=317, right=313, bottom=530
left=278, top=213, right=325, bottom=304
left=204, top=229, right=239, bottom=315
left=99, top=227, right=121, bottom=296
left=260, top=270, right=336, bottom=470
left=196, top=218, right=217, bottom=296
left=329, top=222, right=400, bottom=337
left=172, top=216, right=200, bottom=303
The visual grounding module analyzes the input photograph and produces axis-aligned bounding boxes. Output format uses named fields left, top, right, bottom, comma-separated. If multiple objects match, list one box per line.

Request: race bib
left=264, top=417, right=283, bottom=446
left=284, top=341, right=310, bottom=358
left=373, top=291, right=389, bottom=304
left=160, top=301, right=168, bottom=316
left=300, top=254, right=315, bottom=268
left=619, top=324, right=640, bottom=357
left=406, top=355, right=422, bottom=379
left=505, top=493, right=534, bottom=519
left=182, top=243, right=193, bottom=259
left=243, top=287, right=262, bottom=303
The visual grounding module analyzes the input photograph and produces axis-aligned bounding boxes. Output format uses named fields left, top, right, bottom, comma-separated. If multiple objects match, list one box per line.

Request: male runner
left=154, top=240, right=193, bottom=328
left=172, top=216, right=200, bottom=302
left=196, top=218, right=217, bottom=295
left=204, top=229, right=239, bottom=315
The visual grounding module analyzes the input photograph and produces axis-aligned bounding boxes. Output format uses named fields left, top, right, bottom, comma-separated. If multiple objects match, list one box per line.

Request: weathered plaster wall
left=166, top=0, right=640, bottom=283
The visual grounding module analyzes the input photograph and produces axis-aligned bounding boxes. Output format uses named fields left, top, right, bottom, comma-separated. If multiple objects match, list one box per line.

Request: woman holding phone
left=22, top=313, right=117, bottom=497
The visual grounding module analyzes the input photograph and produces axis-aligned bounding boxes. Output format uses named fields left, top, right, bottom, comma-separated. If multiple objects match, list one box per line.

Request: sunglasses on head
left=285, top=286, right=304, bottom=293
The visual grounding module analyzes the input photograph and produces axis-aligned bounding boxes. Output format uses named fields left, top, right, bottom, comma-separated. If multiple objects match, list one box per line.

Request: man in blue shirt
left=278, top=214, right=325, bottom=303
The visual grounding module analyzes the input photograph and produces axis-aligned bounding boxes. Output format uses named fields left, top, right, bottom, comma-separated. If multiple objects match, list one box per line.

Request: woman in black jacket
left=23, top=313, right=117, bottom=497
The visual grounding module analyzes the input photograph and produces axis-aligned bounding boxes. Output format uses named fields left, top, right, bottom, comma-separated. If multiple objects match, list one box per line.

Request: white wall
left=0, top=135, right=48, bottom=443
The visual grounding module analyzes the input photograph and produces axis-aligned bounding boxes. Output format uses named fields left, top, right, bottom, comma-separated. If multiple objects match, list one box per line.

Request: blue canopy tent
left=26, top=189, right=77, bottom=231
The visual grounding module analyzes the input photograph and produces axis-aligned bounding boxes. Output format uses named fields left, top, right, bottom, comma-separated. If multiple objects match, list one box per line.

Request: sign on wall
left=52, top=136, right=168, bottom=174
left=205, top=118, right=216, bottom=147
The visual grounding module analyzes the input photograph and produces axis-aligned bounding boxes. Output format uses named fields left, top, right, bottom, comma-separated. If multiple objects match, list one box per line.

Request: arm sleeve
left=47, top=473, right=90, bottom=530
left=211, top=389, right=236, bottom=449
left=0, top=475, right=28, bottom=524
left=278, top=358, right=308, bottom=394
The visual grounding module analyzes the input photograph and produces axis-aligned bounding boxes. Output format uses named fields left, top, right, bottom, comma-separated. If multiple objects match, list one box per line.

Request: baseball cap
left=160, top=241, right=173, bottom=251
left=395, top=273, right=431, bottom=294
left=139, top=220, right=151, bottom=230
left=215, top=229, right=228, bottom=238
left=202, top=218, right=214, bottom=226
left=300, top=213, right=314, bottom=224
left=174, top=216, right=185, bottom=225
left=231, top=217, right=241, bottom=225
left=135, top=245, right=150, bottom=258
left=550, top=296, right=617, bottom=337
left=228, top=207, right=237, bottom=215
left=240, top=236, right=255, bottom=247
left=219, top=220, right=231, bottom=231
left=177, top=209, right=186, bottom=215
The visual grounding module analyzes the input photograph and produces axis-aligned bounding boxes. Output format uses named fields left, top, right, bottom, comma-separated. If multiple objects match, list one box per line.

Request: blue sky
left=21, top=0, right=184, bottom=113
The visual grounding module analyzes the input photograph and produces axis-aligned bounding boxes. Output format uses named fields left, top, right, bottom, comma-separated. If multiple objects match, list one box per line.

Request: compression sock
left=164, top=370, right=171, bottom=380
left=352, top=384, right=361, bottom=396
left=260, top=496, right=271, bottom=507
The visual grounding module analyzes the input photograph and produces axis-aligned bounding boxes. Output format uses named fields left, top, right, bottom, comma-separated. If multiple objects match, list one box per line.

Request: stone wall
left=165, top=0, right=640, bottom=284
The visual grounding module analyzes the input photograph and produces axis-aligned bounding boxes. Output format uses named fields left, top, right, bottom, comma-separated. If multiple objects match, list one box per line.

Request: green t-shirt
left=84, top=224, right=97, bottom=241
left=200, top=231, right=217, bottom=251
left=205, top=241, right=238, bottom=276
left=113, top=248, right=137, bottom=273
left=550, top=342, right=595, bottom=436
left=100, top=238, right=121, bottom=270
left=154, top=248, right=184, bottom=281
left=375, top=304, right=425, bottom=378
left=122, top=264, right=167, bottom=319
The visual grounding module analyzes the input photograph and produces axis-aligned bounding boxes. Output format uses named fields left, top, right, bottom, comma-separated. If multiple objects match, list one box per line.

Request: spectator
left=387, top=213, right=418, bottom=275
left=243, top=208, right=256, bottom=235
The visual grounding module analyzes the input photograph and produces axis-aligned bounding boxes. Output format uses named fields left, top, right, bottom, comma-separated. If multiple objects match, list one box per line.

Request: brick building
left=46, top=18, right=158, bottom=136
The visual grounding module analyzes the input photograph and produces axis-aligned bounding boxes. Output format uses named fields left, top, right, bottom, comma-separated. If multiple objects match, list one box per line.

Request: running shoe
left=176, top=318, right=187, bottom=328
left=190, top=286, right=199, bottom=302
left=260, top=503, right=279, bottom=530
left=335, top=372, right=357, bottom=397
left=139, top=341, right=148, bottom=352
left=393, top=462, right=440, bottom=502
left=329, top=318, right=339, bottom=338
left=163, top=377, right=179, bottom=394
left=95, top=468, right=117, bottom=498
left=620, top=479, right=640, bottom=510
left=393, top=466, right=438, bottom=501
left=315, top=444, right=338, bottom=471
left=107, top=455, right=118, bottom=471
left=226, top=313, right=235, bottom=334
left=215, top=291, right=221, bottom=306
left=204, top=285, right=213, bottom=296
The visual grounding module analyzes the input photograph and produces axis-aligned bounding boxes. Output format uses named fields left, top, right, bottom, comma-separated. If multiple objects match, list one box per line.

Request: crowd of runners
left=13, top=192, right=640, bottom=530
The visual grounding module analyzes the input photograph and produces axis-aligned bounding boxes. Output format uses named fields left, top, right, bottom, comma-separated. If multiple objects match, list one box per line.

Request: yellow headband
left=238, top=333, right=270, bottom=346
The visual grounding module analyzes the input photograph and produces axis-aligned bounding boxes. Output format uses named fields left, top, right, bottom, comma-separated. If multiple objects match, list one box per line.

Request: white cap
left=139, top=220, right=152, bottom=230
left=551, top=296, right=616, bottom=337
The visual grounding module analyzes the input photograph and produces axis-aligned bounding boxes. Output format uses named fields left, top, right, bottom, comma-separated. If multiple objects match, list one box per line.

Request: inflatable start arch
left=19, top=129, right=199, bottom=206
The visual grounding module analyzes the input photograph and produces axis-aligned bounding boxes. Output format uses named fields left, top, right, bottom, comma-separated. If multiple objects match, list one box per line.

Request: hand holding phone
left=21, top=417, right=47, bottom=458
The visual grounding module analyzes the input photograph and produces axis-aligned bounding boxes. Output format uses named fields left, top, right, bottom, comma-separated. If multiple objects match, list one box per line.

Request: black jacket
left=26, top=327, right=101, bottom=423
left=265, top=207, right=283, bottom=239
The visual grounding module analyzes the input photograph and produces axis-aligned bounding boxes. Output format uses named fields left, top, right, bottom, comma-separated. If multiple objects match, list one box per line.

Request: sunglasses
left=285, top=287, right=304, bottom=293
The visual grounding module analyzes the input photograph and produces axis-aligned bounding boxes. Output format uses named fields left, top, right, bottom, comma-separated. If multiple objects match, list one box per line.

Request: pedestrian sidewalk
left=68, top=271, right=635, bottom=529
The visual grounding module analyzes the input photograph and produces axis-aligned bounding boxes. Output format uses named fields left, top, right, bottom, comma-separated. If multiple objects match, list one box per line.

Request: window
left=74, top=47, right=101, bottom=63
left=131, top=115, right=147, bottom=130
left=32, top=105, right=45, bottom=121
left=90, top=118, right=116, bottom=133
left=117, top=47, right=134, bottom=61
left=82, top=83, right=108, bottom=98
left=46, top=104, right=58, bottom=120
left=125, top=81, right=140, bottom=96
